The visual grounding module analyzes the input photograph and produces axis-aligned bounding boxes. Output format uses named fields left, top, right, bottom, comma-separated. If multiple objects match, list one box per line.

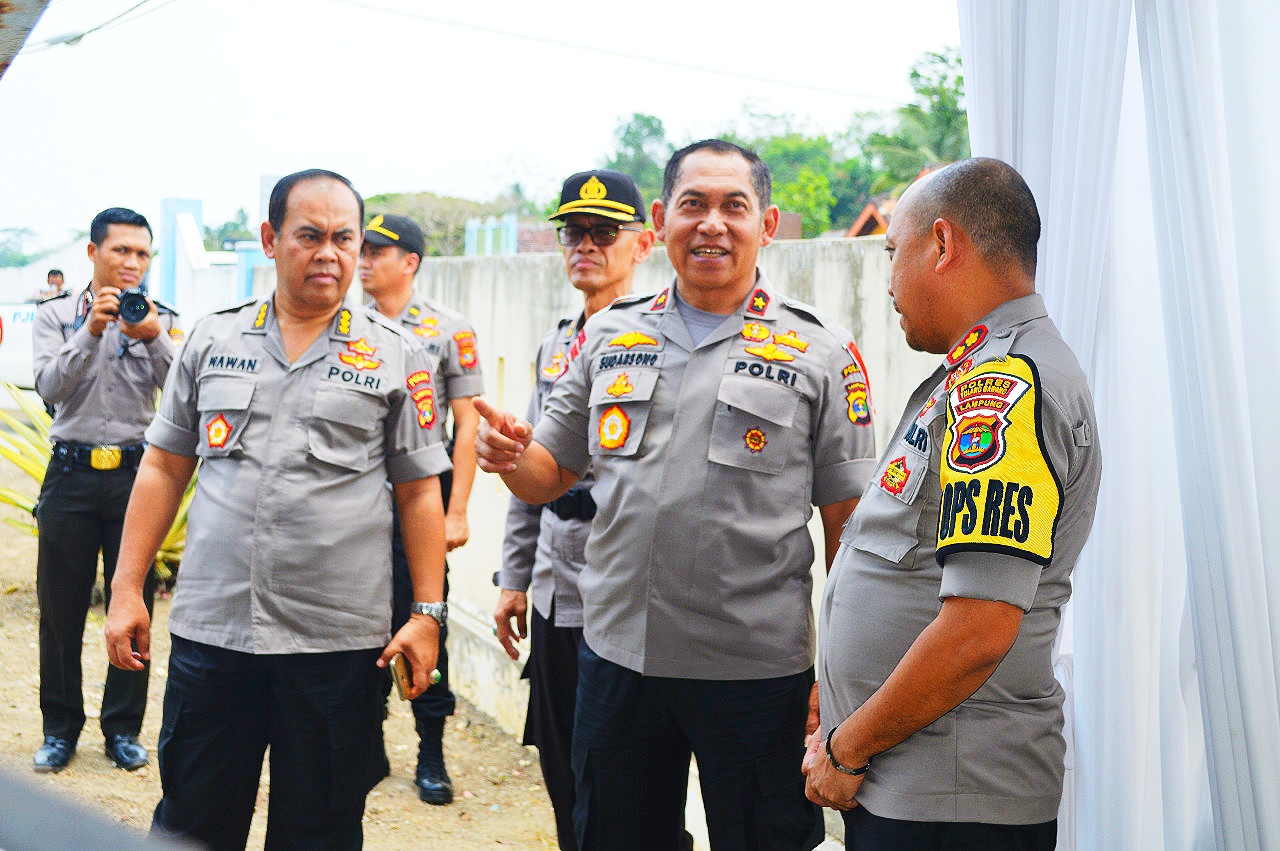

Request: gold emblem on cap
left=580, top=175, right=608, bottom=201
left=366, top=214, right=400, bottom=242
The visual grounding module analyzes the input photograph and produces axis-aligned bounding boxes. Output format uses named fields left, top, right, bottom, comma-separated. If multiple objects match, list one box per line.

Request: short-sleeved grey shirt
left=534, top=274, right=878, bottom=679
left=33, top=286, right=181, bottom=444
left=146, top=296, right=451, bottom=654
left=818, top=294, right=1102, bottom=824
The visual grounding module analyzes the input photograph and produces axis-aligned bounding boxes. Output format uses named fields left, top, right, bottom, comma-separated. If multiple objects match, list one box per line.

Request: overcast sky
left=0, top=0, right=960, bottom=249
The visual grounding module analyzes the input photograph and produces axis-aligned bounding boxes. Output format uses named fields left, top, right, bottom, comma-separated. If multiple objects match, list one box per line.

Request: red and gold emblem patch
left=605, top=373, right=635, bottom=397
left=406, top=369, right=436, bottom=429
left=880, top=456, right=910, bottom=495
left=598, top=405, right=630, bottom=449
left=649, top=289, right=669, bottom=311
left=414, top=317, right=440, bottom=338
left=946, top=370, right=1030, bottom=473
left=542, top=353, right=567, bottom=379
left=743, top=427, right=767, bottom=454
left=845, top=382, right=871, bottom=426
left=455, top=331, right=478, bottom=369
left=947, top=324, right=988, bottom=366
left=608, top=331, right=658, bottom=349
left=747, top=289, right=769, bottom=315
left=206, top=414, right=232, bottom=449
left=918, top=397, right=937, bottom=419
left=339, top=338, right=381, bottom=370
left=740, top=322, right=770, bottom=343
left=945, top=358, right=974, bottom=391
left=743, top=343, right=795, bottom=362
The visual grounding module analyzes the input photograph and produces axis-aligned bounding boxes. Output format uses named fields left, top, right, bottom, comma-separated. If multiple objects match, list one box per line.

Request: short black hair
left=89, top=208, right=151, bottom=246
left=268, top=169, right=364, bottom=232
left=662, top=139, right=772, bottom=211
left=47, top=269, right=64, bottom=278
left=911, top=157, right=1041, bottom=279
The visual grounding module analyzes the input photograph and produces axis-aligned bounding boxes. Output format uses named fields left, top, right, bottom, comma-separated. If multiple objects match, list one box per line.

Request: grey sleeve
left=499, top=378, right=549, bottom=591
left=145, top=331, right=201, bottom=456
left=385, top=344, right=452, bottom=483
left=32, top=307, right=98, bottom=405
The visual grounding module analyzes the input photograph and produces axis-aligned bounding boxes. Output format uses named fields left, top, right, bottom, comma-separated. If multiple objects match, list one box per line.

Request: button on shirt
left=817, top=293, right=1102, bottom=824
left=34, top=287, right=180, bottom=444
left=145, top=297, right=451, bottom=655
left=501, top=313, right=594, bottom=627
left=534, top=273, right=878, bottom=680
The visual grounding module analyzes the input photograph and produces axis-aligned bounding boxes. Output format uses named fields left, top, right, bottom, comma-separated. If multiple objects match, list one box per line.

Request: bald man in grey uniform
left=105, top=169, right=451, bottom=849
left=31, top=206, right=180, bottom=775
left=805, top=158, right=1101, bottom=851
left=477, top=140, right=878, bottom=850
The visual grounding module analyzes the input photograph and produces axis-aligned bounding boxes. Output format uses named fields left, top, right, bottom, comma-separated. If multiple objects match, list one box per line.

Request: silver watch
left=411, top=601, right=447, bottom=627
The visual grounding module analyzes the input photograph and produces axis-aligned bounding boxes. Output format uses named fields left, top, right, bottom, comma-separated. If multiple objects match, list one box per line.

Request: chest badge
left=339, top=338, right=381, bottom=370
left=206, top=414, right=233, bottom=449
left=598, top=405, right=630, bottom=450
left=744, top=342, right=795, bottom=362
left=773, top=330, right=809, bottom=352
left=740, top=322, right=770, bottom=343
left=609, top=331, right=658, bottom=349
left=542, top=352, right=567, bottom=379
left=605, top=373, right=634, bottom=397
left=880, top=456, right=911, bottom=495
left=414, top=317, right=440, bottom=338
left=743, top=428, right=767, bottom=454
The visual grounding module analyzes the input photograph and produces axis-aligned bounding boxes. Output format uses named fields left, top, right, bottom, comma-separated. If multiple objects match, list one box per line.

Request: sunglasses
left=557, top=223, right=645, bottom=247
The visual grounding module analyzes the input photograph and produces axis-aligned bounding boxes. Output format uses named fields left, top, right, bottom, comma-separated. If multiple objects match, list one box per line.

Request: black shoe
left=105, top=734, right=149, bottom=771
left=415, top=756, right=453, bottom=805
left=34, top=736, right=74, bottom=773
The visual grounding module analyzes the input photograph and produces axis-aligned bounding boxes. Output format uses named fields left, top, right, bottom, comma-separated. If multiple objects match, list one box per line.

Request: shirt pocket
left=707, top=376, right=801, bottom=475
left=195, top=376, right=255, bottom=458
left=308, top=386, right=385, bottom=471
left=586, top=368, right=659, bottom=458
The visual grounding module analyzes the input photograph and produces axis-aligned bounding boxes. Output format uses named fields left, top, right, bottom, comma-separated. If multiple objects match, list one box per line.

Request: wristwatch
left=411, top=601, right=447, bottom=627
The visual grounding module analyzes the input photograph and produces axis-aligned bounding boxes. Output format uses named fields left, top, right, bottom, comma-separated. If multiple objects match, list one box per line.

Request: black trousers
left=523, top=603, right=583, bottom=851
left=842, top=807, right=1057, bottom=851
left=572, top=643, right=823, bottom=851
left=35, top=458, right=156, bottom=743
left=152, top=636, right=385, bottom=851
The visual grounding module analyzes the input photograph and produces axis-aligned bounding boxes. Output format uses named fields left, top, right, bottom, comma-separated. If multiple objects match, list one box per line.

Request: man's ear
left=933, top=217, right=959, bottom=273
left=651, top=200, right=666, bottom=242
left=261, top=221, right=277, bottom=259
left=632, top=228, right=656, bottom=263
left=759, top=205, right=781, bottom=247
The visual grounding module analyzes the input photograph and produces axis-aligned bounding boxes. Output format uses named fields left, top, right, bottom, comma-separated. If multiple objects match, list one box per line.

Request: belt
left=52, top=441, right=145, bottom=471
left=545, top=487, right=596, bottom=521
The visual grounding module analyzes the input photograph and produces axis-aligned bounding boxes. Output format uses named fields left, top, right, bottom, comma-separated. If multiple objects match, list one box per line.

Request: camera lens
left=118, top=289, right=150, bottom=324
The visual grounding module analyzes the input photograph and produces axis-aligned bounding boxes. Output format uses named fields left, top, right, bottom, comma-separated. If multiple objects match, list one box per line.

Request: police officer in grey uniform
left=477, top=140, right=878, bottom=850
left=805, top=158, right=1102, bottom=851
left=496, top=169, right=654, bottom=850
left=31, top=207, right=180, bottom=774
left=360, top=212, right=484, bottom=804
left=104, top=170, right=451, bottom=849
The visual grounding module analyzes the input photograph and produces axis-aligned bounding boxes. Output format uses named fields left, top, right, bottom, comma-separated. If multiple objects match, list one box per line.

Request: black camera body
left=117, top=288, right=150, bottom=325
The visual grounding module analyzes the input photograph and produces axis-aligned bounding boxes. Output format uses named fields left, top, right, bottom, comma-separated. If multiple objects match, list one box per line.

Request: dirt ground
left=0, top=461, right=559, bottom=849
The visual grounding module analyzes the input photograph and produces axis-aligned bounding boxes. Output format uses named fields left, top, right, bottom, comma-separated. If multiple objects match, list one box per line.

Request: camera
left=117, top=287, right=150, bottom=324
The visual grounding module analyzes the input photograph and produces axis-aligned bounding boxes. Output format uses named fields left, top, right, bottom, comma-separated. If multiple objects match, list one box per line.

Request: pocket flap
left=197, top=377, right=256, bottom=412
left=717, top=377, right=798, bottom=427
left=313, top=387, right=382, bottom=429
left=588, top=369, right=659, bottom=406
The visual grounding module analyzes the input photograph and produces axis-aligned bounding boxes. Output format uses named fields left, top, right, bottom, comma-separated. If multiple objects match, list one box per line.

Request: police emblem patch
left=605, top=373, right=635, bottom=397
left=598, top=405, right=630, bottom=450
left=743, top=428, right=767, bottom=454
left=206, top=414, right=232, bottom=449
left=880, top=456, right=910, bottom=495
left=845, top=382, right=871, bottom=426
left=406, top=370, right=436, bottom=429
left=455, top=331, right=478, bottom=369
left=945, top=370, right=1030, bottom=474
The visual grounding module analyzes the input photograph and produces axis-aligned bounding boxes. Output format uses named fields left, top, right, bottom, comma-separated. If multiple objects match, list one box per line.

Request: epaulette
left=606, top=291, right=657, bottom=311
left=210, top=296, right=259, bottom=315
left=152, top=297, right=180, bottom=316
left=777, top=293, right=836, bottom=329
left=364, top=305, right=421, bottom=346
left=37, top=290, right=71, bottom=305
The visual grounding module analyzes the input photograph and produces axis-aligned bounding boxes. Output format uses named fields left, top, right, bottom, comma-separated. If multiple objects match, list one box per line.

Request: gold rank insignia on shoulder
left=253, top=302, right=269, bottom=329
left=337, top=309, right=352, bottom=337
left=947, top=324, right=988, bottom=365
left=747, top=289, right=770, bottom=316
left=608, top=331, right=658, bottom=349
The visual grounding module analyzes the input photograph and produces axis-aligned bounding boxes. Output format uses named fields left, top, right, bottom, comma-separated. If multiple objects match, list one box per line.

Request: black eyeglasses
left=557, top=223, right=645, bottom=247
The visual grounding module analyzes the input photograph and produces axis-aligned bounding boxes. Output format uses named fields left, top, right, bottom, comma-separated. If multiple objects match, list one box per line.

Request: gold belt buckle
left=90, top=445, right=122, bottom=470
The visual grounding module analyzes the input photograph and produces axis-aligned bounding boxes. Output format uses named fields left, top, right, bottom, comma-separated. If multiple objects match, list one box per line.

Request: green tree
left=603, top=113, right=671, bottom=210
left=202, top=209, right=255, bottom=251
left=774, top=167, right=836, bottom=238
left=0, top=228, right=46, bottom=268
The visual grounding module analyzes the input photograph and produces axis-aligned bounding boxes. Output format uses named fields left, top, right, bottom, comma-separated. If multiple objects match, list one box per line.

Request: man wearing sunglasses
left=477, top=141, right=878, bottom=849
left=495, top=169, right=654, bottom=850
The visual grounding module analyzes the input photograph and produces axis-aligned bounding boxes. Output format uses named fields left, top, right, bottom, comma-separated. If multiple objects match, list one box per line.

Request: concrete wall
left=414, top=235, right=939, bottom=737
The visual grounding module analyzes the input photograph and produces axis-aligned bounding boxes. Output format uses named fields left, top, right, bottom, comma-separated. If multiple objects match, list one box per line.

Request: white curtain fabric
left=958, top=0, right=1280, bottom=847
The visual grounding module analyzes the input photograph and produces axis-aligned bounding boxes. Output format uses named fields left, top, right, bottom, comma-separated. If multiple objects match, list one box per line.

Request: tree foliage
left=604, top=113, right=672, bottom=211
left=202, top=209, right=255, bottom=252
left=0, top=228, right=47, bottom=268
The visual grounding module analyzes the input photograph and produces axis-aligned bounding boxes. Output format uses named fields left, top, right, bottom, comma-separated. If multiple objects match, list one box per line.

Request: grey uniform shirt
left=33, top=287, right=180, bottom=444
left=146, top=296, right=451, bottom=655
left=818, top=294, right=1102, bottom=824
left=381, top=293, right=485, bottom=431
left=534, top=273, right=878, bottom=680
left=500, top=313, right=593, bottom=627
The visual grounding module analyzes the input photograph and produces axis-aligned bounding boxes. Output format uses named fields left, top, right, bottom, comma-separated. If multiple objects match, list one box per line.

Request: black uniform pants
left=523, top=602, right=583, bottom=851
left=35, top=458, right=155, bottom=743
left=152, top=636, right=385, bottom=851
left=571, top=642, right=823, bottom=851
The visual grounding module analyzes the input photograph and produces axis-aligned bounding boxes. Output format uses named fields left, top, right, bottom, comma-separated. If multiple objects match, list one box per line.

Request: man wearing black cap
left=494, top=169, right=653, bottom=849
left=360, top=213, right=484, bottom=805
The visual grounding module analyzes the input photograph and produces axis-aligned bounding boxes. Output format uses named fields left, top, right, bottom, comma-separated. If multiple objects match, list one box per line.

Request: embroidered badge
left=919, top=397, right=937, bottom=419
left=408, top=306, right=420, bottom=317
left=598, top=405, right=630, bottom=449
left=747, top=289, right=769, bottom=316
left=542, top=352, right=567, bottom=379
left=744, top=427, right=767, bottom=454
left=206, top=414, right=232, bottom=449
left=945, top=358, right=974, bottom=391
left=605, top=373, right=635, bottom=397
left=168, top=328, right=185, bottom=343
left=946, top=371, right=1031, bottom=473
left=608, top=331, right=658, bottom=349
left=406, top=370, right=436, bottom=429
left=743, top=343, right=795, bottom=362
left=880, top=456, right=910, bottom=495
left=253, top=302, right=269, bottom=329
left=773, top=330, right=809, bottom=352
left=845, top=382, right=871, bottom=426
left=414, top=317, right=440, bottom=338
left=740, top=322, right=770, bottom=343
left=339, top=338, right=381, bottom=370
left=455, top=331, right=478, bottom=369
left=336, top=308, right=352, bottom=337
left=650, top=289, right=669, bottom=311
left=946, top=324, right=988, bottom=366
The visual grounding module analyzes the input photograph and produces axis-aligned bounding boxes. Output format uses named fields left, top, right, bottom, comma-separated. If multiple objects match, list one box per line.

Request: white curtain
left=958, top=0, right=1280, bottom=847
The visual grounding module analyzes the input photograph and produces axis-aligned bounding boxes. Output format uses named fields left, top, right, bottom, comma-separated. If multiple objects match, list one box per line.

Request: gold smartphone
left=390, top=652, right=412, bottom=700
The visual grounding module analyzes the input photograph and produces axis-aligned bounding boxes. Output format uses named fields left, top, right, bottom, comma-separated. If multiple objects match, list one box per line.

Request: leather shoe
left=105, top=734, right=149, bottom=771
left=415, top=756, right=453, bottom=805
left=33, top=736, right=74, bottom=773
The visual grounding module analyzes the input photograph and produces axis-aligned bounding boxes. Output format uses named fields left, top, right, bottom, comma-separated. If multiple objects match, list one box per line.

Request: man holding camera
left=31, top=207, right=180, bottom=773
